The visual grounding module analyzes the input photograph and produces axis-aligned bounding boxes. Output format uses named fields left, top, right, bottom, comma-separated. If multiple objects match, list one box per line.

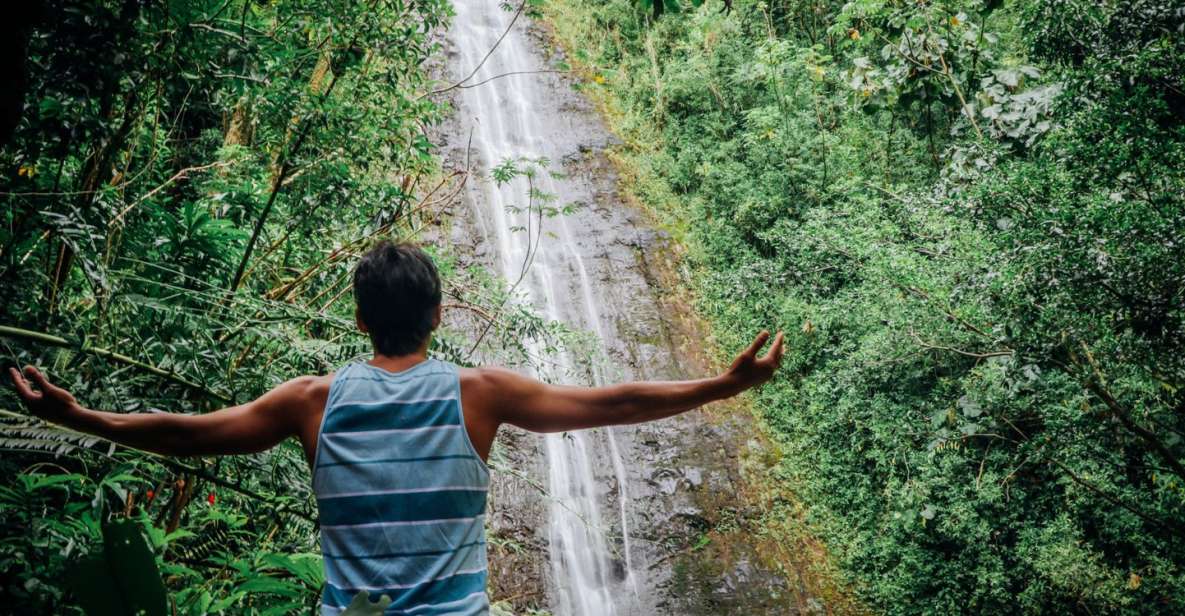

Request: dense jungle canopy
left=2, top=0, right=1184, bottom=614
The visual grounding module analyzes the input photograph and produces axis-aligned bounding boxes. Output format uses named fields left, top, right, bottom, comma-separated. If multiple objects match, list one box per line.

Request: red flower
left=207, top=492, right=216, bottom=505
left=146, top=489, right=155, bottom=503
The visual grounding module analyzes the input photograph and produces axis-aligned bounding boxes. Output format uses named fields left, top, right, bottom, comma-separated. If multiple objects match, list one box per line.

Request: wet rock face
left=431, top=2, right=802, bottom=614
left=485, top=426, right=550, bottom=610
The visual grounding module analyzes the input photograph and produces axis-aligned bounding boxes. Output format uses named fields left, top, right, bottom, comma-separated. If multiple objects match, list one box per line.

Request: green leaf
left=958, top=395, right=983, bottom=418
left=341, top=591, right=392, bottom=616
left=65, top=520, right=167, bottom=616
left=235, top=577, right=302, bottom=598
left=66, top=557, right=130, bottom=616
left=259, top=552, right=324, bottom=588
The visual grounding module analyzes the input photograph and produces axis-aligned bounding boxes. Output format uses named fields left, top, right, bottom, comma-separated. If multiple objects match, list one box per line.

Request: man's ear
left=355, top=307, right=369, bottom=334
left=431, top=304, right=442, bottom=330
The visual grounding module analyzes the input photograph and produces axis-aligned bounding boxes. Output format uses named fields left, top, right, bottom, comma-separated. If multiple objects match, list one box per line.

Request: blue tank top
left=313, top=359, right=490, bottom=615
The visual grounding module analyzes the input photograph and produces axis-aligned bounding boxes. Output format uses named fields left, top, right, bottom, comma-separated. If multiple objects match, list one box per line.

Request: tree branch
left=0, top=325, right=231, bottom=402
left=1073, top=341, right=1185, bottom=480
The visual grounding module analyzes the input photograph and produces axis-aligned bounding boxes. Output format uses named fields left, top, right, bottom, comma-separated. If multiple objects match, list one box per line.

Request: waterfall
left=444, top=1, right=641, bottom=613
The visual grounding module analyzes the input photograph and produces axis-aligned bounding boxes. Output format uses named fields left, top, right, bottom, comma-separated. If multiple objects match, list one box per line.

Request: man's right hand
left=723, top=330, right=786, bottom=391
left=9, top=366, right=83, bottom=425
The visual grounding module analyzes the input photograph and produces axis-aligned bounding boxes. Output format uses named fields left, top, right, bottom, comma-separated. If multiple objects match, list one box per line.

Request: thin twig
left=108, top=160, right=237, bottom=227
left=1048, top=457, right=1183, bottom=537
left=466, top=168, right=545, bottom=359
left=908, top=329, right=1013, bottom=359
left=423, top=1, right=527, bottom=98
left=437, top=69, right=567, bottom=93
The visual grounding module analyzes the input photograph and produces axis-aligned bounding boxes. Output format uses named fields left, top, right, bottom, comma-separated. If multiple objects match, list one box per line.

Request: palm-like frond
left=0, top=411, right=114, bottom=457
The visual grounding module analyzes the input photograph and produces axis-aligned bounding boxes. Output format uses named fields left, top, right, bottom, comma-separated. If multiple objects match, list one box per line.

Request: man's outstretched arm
left=469, top=330, right=785, bottom=433
left=8, top=366, right=326, bottom=458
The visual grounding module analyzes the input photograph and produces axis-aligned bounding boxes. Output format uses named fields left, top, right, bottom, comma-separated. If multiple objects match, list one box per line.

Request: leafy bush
left=547, top=0, right=1185, bottom=612
left=0, top=1, right=557, bottom=612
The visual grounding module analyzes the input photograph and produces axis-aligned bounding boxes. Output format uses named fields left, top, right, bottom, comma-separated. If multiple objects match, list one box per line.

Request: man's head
left=353, top=241, right=442, bottom=357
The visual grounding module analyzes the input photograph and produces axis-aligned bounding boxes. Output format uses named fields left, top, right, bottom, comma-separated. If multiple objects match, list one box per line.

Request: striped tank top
left=313, top=359, right=490, bottom=615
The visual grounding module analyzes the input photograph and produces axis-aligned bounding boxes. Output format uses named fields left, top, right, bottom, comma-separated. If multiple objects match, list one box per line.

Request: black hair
left=353, top=240, right=442, bottom=356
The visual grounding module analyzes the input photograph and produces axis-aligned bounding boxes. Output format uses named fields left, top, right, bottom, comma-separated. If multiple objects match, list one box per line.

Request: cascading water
left=443, top=1, right=642, bottom=614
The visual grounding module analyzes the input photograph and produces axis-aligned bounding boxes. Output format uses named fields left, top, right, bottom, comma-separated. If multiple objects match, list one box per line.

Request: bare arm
left=469, top=330, right=785, bottom=433
left=8, top=366, right=325, bottom=458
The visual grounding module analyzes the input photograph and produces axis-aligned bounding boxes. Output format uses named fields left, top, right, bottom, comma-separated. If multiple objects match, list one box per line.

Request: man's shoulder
left=266, top=374, right=335, bottom=411
left=456, top=366, right=535, bottom=430
left=457, top=366, right=542, bottom=411
left=457, top=365, right=530, bottom=392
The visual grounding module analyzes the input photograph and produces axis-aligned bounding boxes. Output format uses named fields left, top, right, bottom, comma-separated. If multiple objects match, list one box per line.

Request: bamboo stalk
left=0, top=324, right=232, bottom=402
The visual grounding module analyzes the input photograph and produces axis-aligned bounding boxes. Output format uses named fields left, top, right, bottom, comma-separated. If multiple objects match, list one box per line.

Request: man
left=10, top=240, right=784, bottom=615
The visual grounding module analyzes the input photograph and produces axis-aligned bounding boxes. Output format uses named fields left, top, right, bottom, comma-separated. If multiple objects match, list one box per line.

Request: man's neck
left=367, top=349, right=430, bottom=373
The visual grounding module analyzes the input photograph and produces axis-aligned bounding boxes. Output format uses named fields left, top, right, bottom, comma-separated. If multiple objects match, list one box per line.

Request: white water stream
left=444, top=1, right=642, bottom=614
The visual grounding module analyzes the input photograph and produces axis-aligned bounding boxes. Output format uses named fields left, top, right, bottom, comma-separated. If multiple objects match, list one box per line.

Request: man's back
left=314, top=359, right=490, bottom=615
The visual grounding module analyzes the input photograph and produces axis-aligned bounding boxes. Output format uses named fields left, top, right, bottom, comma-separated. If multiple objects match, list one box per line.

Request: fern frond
left=0, top=412, right=115, bottom=457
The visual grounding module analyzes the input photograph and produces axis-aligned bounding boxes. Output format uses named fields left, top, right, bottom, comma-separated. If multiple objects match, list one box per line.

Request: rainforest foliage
left=3, top=0, right=1184, bottom=614
left=0, top=1, right=561, bottom=613
left=546, top=0, right=1185, bottom=613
